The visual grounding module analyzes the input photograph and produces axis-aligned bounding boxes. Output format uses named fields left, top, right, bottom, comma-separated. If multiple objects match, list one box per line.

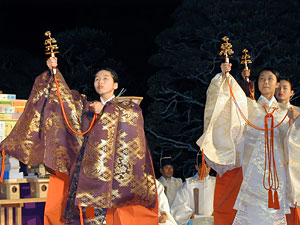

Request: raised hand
left=241, top=69, right=251, bottom=80
left=221, top=62, right=232, bottom=75
left=159, top=212, right=167, bottom=223
left=288, top=107, right=300, bottom=121
left=46, top=57, right=58, bottom=70
left=89, top=101, right=104, bottom=114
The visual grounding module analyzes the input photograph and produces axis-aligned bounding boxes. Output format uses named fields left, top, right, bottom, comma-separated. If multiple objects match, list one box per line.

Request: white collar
left=100, top=95, right=115, bottom=105
left=259, top=95, right=276, bottom=108
left=160, top=176, right=174, bottom=182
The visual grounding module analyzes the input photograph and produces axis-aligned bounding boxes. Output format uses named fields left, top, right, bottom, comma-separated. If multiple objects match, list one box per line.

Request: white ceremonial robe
left=197, top=73, right=300, bottom=225
left=157, top=180, right=177, bottom=225
left=158, top=176, right=182, bottom=206
left=171, top=174, right=215, bottom=225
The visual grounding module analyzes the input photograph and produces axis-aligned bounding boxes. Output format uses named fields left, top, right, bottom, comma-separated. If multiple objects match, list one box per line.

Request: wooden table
left=0, top=196, right=46, bottom=225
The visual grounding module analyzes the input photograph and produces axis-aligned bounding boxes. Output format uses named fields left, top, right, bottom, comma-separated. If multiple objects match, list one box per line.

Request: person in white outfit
left=157, top=179, right=177, bottom=225
left=171, top=154, right=215, bottom=225
left=158, top=156, right=182, bottom=207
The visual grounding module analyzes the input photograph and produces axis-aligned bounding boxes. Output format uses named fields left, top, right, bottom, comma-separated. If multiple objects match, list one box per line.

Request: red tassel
left=78, top=204, right=84, bottom=225
left=273, top=190, right=280, bottom=210
left=199, top=149, right=205, bottom=180
left=268, top=189, right=274, bottom=208
left=0, top=149, right=6, bottom=183
left=86, top=207, right=95, bottom=219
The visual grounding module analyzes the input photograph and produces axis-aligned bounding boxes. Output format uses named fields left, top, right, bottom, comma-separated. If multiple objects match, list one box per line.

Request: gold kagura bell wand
left=241, top=49, right=252, bottom=82
left=219, top=36, right=234, bottom=77
left=44, top=31, right=59, bottom=75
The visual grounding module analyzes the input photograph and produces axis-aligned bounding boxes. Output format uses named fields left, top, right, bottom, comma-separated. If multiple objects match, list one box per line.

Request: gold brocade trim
left=1, top=109, right=42, bottom=164
left=17, top=110, right=41, bottom=163
left=129, top=173, right=156, bottom=202
left=45, top=111, right=84, bottom=154
left=114, top=134, right=146, bottom=187
left=51, top=146, right=71, bottom=174
left=118, top=106, right=139, bottom=127
left=32, top=83, right=51, bottom=104
left=26, top=110, right=41, bottom=134
left=31, top=73, right=51, bottom=104
left=82, top=110, right=119, bottom=181
left=76, top=192, right=112, bottom=208
left=111, top=189, right=122, bottom=201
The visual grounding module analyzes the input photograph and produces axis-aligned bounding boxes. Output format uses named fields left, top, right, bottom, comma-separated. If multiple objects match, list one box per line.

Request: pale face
left=258, top=71, right=279, bottom=99
left=275, top=80, right=294, bottom=104
left=160, top=165, right=174, bottom=179
left=94, top=70, right=118, bottom=100
left=195, top=163, right=210, bottom=178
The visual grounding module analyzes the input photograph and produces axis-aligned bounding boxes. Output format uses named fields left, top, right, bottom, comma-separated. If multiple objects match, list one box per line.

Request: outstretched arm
left=197, top=63, right=248, bottom=174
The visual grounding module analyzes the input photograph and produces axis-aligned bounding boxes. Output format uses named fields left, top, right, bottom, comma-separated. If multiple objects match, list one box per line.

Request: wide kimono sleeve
left=0, top=70, right=86, bottom=174
left=171, top=183, right=193, bottom=225
left=285, top=116, right=300, bottom=207
left=196, top=73, right=248, bottom=175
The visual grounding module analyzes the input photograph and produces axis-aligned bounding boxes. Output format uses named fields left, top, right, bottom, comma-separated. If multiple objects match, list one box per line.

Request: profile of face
left=195, top=163, right=210, bottom=178
left=275, top=80, right=294, bottom=104
left=160, top=165, right=174, bottom=179
left=258, top=70, right=279, bottom=99
left=94, top=70, right=118, bottom=99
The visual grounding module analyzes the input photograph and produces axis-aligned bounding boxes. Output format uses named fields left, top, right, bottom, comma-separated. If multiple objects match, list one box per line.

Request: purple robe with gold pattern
left=0, top=70, right=157, bottom=224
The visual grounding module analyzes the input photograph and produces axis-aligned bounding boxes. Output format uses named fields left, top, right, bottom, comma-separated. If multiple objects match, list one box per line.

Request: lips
left=98, top=86, right=103, bottom=89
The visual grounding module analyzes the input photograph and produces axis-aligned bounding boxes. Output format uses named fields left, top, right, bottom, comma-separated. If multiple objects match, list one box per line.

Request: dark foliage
left=0, top=27, right=124, bottom=100
left=55, top=27, right=124, bottom=100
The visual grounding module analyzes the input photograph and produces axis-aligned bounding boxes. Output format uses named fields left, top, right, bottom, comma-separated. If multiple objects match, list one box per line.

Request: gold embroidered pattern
left=51, top=146, right=71, bottom=174
left=31, top=73, right=51, bottom=104
left=118, top=106, right=139, bottom=127
left=76, top=192, right=112, bottom=208
left=114, top=134, right=146, bottom=186
left=129, top=173, right=156, bottom=204
left=82, top=110, right=119, bottom=181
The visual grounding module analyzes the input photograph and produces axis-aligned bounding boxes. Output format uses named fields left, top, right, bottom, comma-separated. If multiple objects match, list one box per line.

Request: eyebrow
left=95, top=74, right=110, bottom=78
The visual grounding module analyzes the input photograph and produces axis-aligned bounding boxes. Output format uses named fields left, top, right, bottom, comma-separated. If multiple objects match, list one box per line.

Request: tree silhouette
left=146, top=0, right=300, bottom=178
left=0, top=48, right=44, bottom=98
left=0, top=27, right=124, bottom=100
left=56, top=27, right=124, bottom=99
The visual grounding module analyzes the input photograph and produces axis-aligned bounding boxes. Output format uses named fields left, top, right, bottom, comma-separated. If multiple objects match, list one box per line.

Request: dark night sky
left=0, top=0, right=182, bottom=107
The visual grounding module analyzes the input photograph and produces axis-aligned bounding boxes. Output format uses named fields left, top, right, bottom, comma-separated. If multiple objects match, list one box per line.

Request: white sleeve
left=196, top=73, right=248, bottom=175
left=171, top=183, right=193, bottom=225
left=156, top=180, right=178, bottom=225
left=285, top=117, right=300, bottom=206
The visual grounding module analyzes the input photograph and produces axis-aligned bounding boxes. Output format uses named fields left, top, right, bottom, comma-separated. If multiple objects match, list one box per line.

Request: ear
left=160, top=168, right=163, bottom=174
left=291, top=90, right=295, bottom=98
left=114, top=82, right=118, bottom=90
left=276, top=82, right=280, bottom=88
left=195, top=165, right=198, bottom=171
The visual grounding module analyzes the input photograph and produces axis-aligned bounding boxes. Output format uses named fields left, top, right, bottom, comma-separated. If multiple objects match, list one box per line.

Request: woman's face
left=258, top=70, right=279, bottom=97
left=275, top=80, right=294, bottom=104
